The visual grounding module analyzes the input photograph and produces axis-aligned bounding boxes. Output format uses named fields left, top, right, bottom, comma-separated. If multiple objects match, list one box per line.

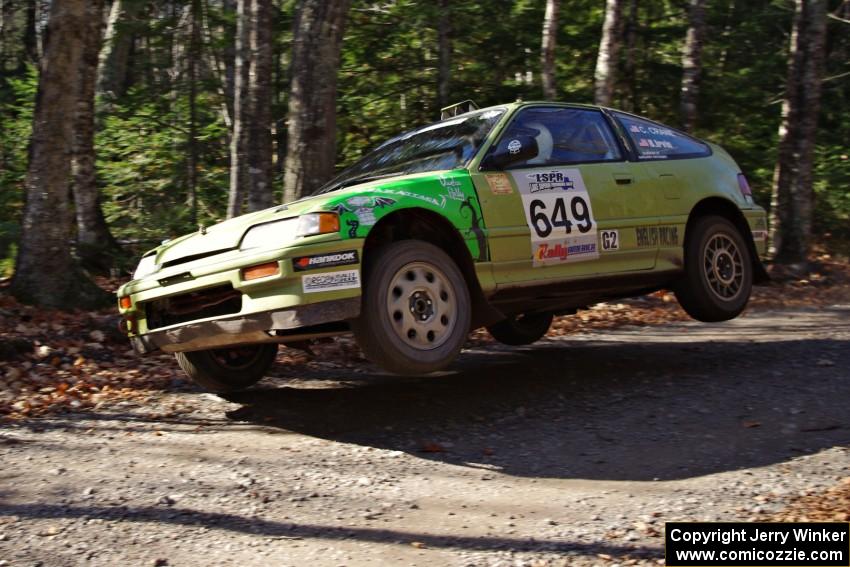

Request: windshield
left=314, top=109, right=505, bottom=194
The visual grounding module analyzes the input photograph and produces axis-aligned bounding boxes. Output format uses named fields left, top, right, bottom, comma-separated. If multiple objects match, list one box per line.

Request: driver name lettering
left=635, top=226, right=679, bottom=247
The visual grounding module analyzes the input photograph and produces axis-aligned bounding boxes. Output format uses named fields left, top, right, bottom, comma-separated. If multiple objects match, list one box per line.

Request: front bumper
left=118, top=239, right=364, bottom=353
left=129, top=298, right=360, bottom=354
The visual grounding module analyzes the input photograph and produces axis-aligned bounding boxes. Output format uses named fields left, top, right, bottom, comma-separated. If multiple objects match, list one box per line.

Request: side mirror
left=481, top=135, right=539, bottom=170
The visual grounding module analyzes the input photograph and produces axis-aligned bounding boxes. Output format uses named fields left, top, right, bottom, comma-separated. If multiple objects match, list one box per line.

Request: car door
left=471, top=105, right=660, bottom=286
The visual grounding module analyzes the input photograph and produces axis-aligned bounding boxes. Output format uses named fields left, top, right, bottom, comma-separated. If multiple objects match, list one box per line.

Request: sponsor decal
left=534, top=242, right=596, bottom=262
left=507, top=139, right=522, bottom=154
left=525, top=170, right=576, bottom=193
left=751, top=229, right=768, bottom=241
left=292, top=250, right=359, bottom=272
left=375, top=188, right=447, bottom=208
left=510, top=168, right=599, bottom=267
left=333, top=196, right=396, bottom=238
left=302, top=269, right=361, bottom=293
left=600, top=229, right=619, bottom=251
left=485, top=173, right=513, bottom=195
left=439, top=174, right=466, bottom=201
left=635, top=226, right=679, bottom=247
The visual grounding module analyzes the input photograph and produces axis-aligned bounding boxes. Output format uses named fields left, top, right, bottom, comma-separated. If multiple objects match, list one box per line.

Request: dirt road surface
left=1, top=306, right=849, bottom=566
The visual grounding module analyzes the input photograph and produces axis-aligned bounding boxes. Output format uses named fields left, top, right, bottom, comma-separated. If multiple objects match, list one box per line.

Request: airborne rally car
left=117, top=101, right=768, bottom=392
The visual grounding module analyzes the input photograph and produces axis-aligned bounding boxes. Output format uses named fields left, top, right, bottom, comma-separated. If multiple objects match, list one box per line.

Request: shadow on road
left=223, top=323, right=850, bottom=482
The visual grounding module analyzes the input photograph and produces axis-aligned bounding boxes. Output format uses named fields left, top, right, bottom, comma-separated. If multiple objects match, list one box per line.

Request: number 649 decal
left=528, top=196, right=593, bottom=238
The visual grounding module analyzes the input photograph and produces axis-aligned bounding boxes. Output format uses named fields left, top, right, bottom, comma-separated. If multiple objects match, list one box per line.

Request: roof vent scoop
left=440, top=100, right=479, bottom=120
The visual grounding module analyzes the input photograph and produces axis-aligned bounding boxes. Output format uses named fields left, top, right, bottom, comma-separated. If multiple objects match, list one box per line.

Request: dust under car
left=117, top=101, right=769, bottom=392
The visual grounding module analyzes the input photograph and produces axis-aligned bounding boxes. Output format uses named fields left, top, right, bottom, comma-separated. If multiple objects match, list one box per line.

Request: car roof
left=446, top=100, right=604, bottom=121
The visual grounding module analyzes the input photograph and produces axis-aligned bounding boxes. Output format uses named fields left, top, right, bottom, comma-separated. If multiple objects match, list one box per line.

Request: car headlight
left=296, top=212, right=340, bottom=237
left=240, top=218, right=299, bottom=250
left=240, top=214, right=340, bottom=251
left=133, top=255, right=159, bottom=280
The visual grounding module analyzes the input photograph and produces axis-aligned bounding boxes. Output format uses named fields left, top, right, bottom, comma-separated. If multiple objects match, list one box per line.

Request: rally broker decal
left=302, top=270, right=361, bottom=293
left=292, top=250, right=359, bottom=272
left=509, top=168, right=598, bottom=267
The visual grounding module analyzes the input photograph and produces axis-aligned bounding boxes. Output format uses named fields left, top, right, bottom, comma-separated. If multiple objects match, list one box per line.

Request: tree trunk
left=227, top=0, right=251, bottom=217
left=246, top=0, right=274, bottom=212
left=680, top=0, right=706, bottom=132
left=621, top=0, right=638, bottom=112
left=11, top=0, right=110, bottom=309
left=437, top=0, right=452, bottom=108
left=97, top=0, right=141, bottom=99
left=540, top=0, right=559, bottom=101
left=282, top=0, right=350, bottom=203
left=768, top=0, right=827, bottom=269
left=186, top=0, right=201, bottom=225
left=72, top=0, right=119, bottom=273
left=22, top=0, right=38, bottom=66
left=593, top=0, right=623, bottom=106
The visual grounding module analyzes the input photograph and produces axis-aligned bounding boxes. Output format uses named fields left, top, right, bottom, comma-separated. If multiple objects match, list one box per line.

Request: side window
left=490, top=107, right=623, bottom=168
left=614, top=112, right=710, bottom=160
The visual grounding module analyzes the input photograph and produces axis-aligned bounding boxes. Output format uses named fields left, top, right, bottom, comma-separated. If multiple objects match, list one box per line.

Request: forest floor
left=0, top=256, right=848, bottom=566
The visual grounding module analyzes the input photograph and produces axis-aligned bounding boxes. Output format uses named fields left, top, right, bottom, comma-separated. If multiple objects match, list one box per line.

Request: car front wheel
left=674, top=215, right=753, bottom=322
left=175, top=343, right=278, bottom=392
left=351, top=241, right=471, bottom=375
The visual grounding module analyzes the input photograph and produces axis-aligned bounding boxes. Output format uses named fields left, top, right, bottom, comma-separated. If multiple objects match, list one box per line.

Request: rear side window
left=613, top=112, right=710, bottom=160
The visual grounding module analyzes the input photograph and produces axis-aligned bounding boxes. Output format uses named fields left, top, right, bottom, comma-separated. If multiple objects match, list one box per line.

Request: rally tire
left=175, top=344, right=278, bottom=393
left=487, top=312, right=554, bottom=346
left=674, top=215, right=753, bottom=322
left=351, top=240, right=471, bottom=375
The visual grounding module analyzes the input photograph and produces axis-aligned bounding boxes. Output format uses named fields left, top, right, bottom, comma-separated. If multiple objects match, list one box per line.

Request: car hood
left=152, top=198, right=322, bottom=266
left=149, top=170, right=457, bottom=267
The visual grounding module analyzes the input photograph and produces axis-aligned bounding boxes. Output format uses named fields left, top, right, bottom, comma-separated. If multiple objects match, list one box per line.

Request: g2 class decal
left=510, top=168, right=598, bottom=267
left=292, top=250, right=359, bottom=272
left=600, top=230, right=619, bottom=251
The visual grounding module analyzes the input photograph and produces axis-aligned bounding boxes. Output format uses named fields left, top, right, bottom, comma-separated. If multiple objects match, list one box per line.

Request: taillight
left=737, top=173, right=752, bottom=197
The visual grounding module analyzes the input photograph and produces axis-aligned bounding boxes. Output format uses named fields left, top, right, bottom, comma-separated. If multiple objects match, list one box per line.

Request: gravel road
left=1, top=306, right=849, bottom=567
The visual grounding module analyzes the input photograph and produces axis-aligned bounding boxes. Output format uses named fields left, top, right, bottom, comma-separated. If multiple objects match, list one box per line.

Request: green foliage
left=1, top=0, right=849, bottom=262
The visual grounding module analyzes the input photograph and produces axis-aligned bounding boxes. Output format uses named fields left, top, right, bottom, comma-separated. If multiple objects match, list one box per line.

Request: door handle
left=613, top=174, right=633, bottom=185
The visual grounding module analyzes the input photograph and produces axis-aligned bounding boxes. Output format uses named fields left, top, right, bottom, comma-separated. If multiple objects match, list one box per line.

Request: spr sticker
left=485, top=173, right=513, bottom=195
left=509, top=168, right=598, bottom=266
left=600, top=230, right=619, bottom=251
left=302, top=270, right=361, bottom=293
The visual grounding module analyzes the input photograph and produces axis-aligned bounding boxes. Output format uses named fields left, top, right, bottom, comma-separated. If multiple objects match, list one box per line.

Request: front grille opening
left=145, top=284, right=242, bottom=330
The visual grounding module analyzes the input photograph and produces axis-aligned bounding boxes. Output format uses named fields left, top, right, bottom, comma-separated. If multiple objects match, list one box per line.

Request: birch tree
left=540, top=0, right=559, bottom=101
left=680, top=0, right=707, bottom=132
left=227, top=0, right=274, bottom=217
left=282, top=0, right=350, bottom=202
left=72, top=0, right=120, bottom=271
left=593, top=0, right=623, bottom=106
left=11, top=0, right=108, bottom=308
left=769, top=0, right=828, bottom=269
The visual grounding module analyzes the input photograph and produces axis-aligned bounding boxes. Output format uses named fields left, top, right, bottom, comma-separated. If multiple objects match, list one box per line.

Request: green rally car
left=117, top=101, right=769, bottom=392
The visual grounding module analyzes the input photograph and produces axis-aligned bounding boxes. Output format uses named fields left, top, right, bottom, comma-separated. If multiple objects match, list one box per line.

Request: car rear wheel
left=487, top=312, right=553, bottom=346
left=175, top=343, right=278, bottom=392
left=674, top=215, right=752, bottom=322
left=351, top=240, right=471, bottom=375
